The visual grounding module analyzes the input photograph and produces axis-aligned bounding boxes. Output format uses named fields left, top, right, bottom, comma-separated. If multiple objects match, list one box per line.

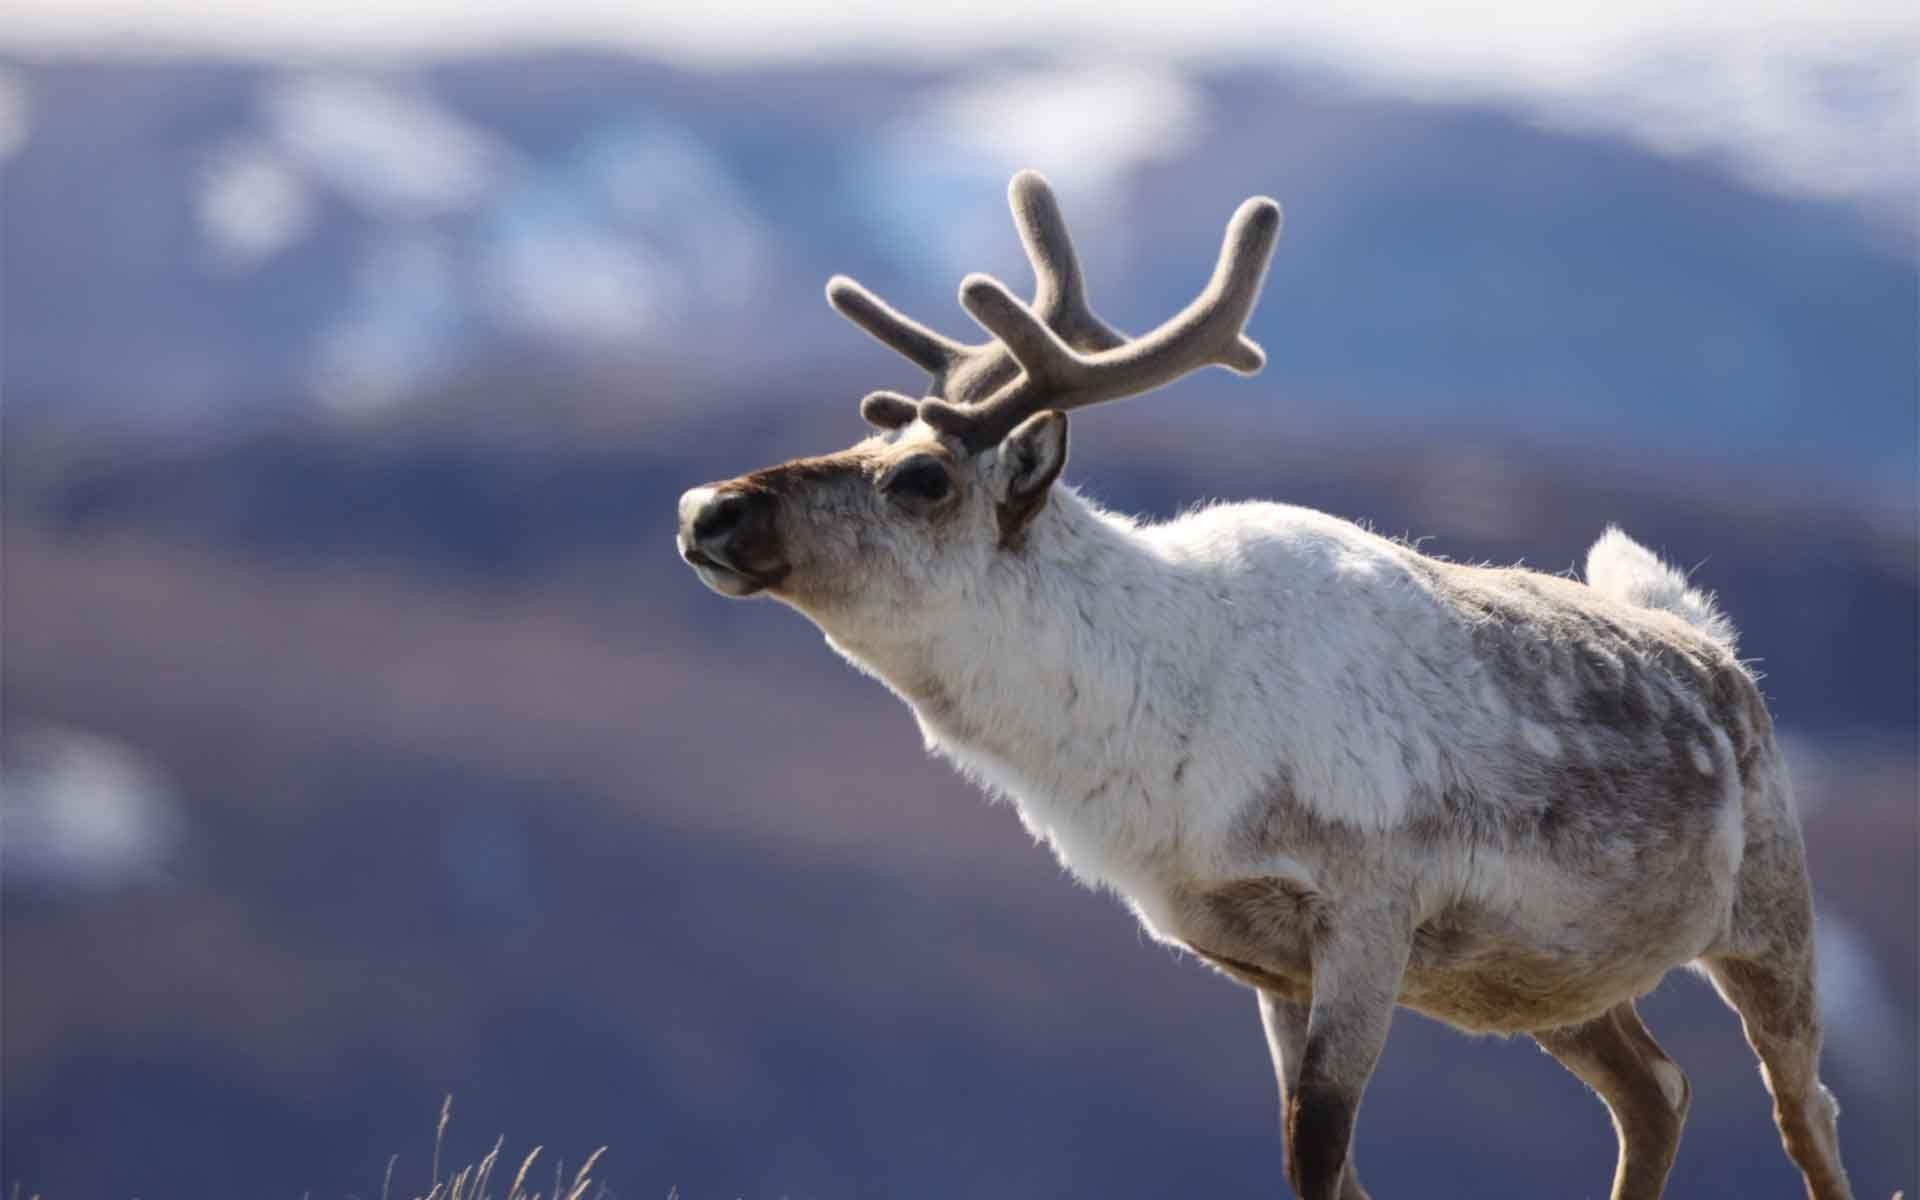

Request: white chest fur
left=827, top=490, right=1452, bottom=903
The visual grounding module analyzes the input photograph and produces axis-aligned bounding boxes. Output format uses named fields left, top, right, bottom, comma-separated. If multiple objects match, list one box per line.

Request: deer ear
left=989, top=410, right=1068, bottom=545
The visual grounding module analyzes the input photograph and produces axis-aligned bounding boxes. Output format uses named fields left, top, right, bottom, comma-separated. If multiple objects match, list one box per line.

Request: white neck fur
left=812, top=488, right=1236, bottom=890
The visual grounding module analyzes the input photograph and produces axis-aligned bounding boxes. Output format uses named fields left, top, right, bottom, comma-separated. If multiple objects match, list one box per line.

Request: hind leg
left=1534, top=1001, right=1691, bottom=1200
left=1703, top=799, right=1855, bottom=1200
left=1702, top=950, right=1853, bottom=1200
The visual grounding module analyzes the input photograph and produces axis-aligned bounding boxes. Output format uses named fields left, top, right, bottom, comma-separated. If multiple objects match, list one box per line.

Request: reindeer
left=674, top=170, right=1855, bottom=1200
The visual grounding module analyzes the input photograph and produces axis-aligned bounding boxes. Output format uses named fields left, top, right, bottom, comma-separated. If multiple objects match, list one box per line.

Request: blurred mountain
left=2, top=48, right=1915, bottom=1200
left=5, top=385, right=1916, bottom=1199
left=3, top=53, right=1914, bottom=499
left=15, top=391, right=1916, bottom=741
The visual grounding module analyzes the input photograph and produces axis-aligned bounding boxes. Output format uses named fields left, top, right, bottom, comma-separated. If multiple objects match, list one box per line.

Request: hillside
left=3, top=50, right=1916, bottom=1200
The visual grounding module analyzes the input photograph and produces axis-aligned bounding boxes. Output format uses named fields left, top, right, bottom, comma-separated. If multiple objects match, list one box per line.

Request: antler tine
left=858, top=389, right=922, bottom=430
left=1007, top=170, right=1125, bottom=352
left=825, top=275, right=964, bottom=376
left=827, top=174, right=1120, bottom=411
left=923, top=194, right=1283, bottom=447
left=955, top=273, right=1082, bottom=390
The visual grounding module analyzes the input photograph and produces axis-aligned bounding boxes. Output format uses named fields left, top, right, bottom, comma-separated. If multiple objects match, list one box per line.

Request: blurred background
left=2, top=2, right=1915, bottom=1197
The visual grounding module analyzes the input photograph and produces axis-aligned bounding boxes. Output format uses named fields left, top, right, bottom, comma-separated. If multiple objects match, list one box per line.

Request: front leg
left=1260, top=990, right=1372, bottom=1200
left=1286, top=905, right=1409, bottom=1200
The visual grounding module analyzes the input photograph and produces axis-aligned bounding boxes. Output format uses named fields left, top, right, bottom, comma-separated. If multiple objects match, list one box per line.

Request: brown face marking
left=713, top=447, right=883, bottom=604
left=733, top=444, right=887, bottom=497
left=700, top=436, right=981, bottom=608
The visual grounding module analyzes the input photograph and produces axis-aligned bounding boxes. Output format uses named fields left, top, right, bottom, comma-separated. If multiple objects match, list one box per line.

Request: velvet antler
left=828, top=170, right=1125, bottom=423
left=828, top=170, right=1281, bottom=447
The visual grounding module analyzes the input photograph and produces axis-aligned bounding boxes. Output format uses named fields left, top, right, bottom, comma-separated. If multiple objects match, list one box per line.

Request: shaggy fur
left=675, top=171, right=1854, bottom=1200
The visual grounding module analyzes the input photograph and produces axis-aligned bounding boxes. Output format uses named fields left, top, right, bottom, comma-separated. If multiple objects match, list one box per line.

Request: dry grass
left=4, top=1096, right=611, bottom=1200
left=383, top=1097, right=608, bottom=1200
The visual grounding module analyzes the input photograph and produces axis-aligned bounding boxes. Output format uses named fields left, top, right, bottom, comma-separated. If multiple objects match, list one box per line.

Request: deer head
left=675, top=169, right=1281, bottom=628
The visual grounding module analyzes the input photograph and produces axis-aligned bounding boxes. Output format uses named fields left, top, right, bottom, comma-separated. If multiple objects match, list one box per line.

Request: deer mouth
left=680, top=542, right=780, bottom=598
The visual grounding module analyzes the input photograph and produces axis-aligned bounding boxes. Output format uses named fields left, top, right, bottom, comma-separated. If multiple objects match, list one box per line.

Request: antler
left=827, top=170, right=1126, bottom=423
left=1005, top=170, right=1127, bottom=354
left=828, top=170, right=1281, bottom=449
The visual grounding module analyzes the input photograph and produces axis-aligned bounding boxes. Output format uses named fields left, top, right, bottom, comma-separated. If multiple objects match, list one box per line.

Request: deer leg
left=1259, top=990, right=1371, bottom=1200
left=1702, top=797, right=1855, bottom=1200
left=1702, top=951, right=1854, bottom=1200
left=1533, top=1001, right=1691, bottom=1200
left=1285, top=907, right=1408, bottom=1200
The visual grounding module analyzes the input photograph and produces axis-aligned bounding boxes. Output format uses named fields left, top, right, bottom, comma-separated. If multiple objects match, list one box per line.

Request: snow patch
left=197, top=140, right=314, bottom=269
left=914, top=62, right=1203, bottom=199
left=585, top=120, right=768, bottom=312
left=0, top=67, right=30, bottom=162
left=867, top=62, right=1205, bottom=282
left=473, top=119, right=768, bottom=346
left=309, top=234, right=460, bottom=412
left=264, top=74, right=506, bottom=219
left=2, top=727, right=181, bottom=894
left=480, top=222, right=668, bottom=344
left=1518, top=38, right=1919, bottom=234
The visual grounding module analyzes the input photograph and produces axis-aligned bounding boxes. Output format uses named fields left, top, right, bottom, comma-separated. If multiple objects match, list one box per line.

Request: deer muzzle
left=677, top=484, right=787, bottom=597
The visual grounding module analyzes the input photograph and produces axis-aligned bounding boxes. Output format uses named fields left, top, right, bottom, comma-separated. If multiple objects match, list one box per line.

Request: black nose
left=692, top=492, right=750, bottom=544
left=678, top=484, right=779, bottom=577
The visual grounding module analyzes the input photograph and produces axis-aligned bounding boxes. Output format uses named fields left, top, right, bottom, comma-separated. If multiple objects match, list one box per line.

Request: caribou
left=674, top=170, right=1855, bottom=1200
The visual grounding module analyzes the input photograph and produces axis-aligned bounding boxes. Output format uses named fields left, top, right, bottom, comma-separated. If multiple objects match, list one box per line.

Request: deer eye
left=881, top=457, right=952, bottom=506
